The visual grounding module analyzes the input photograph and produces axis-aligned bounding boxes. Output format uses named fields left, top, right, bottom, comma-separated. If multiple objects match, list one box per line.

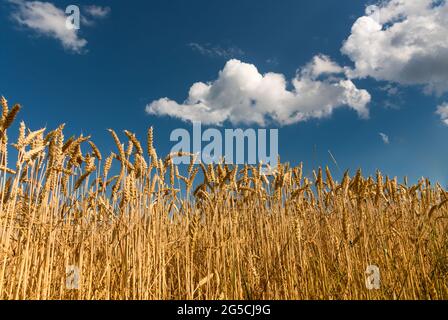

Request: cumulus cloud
left=149, top=0, right=448, bottom=126
left=342, top=0, right=448, bottom=95
left=303, top=54, right=344, bottom=79
left=379, top=132, right=390, bottom=144
left=436, top=103, right=448, bottom=125
left=146, top=58, right=371, bottom=126
left=8, top=0, right=110, bottom=53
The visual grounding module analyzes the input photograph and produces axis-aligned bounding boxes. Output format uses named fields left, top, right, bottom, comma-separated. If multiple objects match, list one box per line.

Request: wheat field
left=0, top=96, right=447, bottom=300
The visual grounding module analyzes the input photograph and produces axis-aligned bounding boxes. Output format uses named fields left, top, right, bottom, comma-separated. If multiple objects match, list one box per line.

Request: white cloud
left=146, top=58, right=371, bottom=126
left=9, top=1, right=110, bottom=53
left=9, top=0, right=86, bottom=53
left=379, top=132, right=390, bottom=144
left=148, top=0, right=448, bottom=126
left=302, top=54, right=344, bottom=79
left=436, top=102, right=448, bottom=126
left=84, top=5, right=111, bottom=18
left=342, top=0, right=448, bottom=95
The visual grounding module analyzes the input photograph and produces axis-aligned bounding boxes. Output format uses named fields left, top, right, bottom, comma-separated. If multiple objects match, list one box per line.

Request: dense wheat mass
left=0, top=97, right=447, bottom=300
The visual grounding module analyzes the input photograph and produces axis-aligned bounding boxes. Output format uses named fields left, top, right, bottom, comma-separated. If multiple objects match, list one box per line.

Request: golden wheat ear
left=0, top=97, right=446, bottom=300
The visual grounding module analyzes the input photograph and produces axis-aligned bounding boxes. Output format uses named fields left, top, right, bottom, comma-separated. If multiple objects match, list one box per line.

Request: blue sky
left=1, top=0, right=447, bottom=185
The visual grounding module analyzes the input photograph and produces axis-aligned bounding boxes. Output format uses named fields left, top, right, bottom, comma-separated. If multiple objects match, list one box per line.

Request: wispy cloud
left=378, top=84, right=403, bottom=110
left=379, top=84, right=400, bottom=97
left=9, top=0, right=86, bottom=53
left=266, top=58, right=279, bottom=66
left=8, top=0, right=110, bottom=53
left=379, top=132, right=390, bottom=144
left=84, top=5, right=111, bottom=18
left=188, top=42, right=244, bottom=59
